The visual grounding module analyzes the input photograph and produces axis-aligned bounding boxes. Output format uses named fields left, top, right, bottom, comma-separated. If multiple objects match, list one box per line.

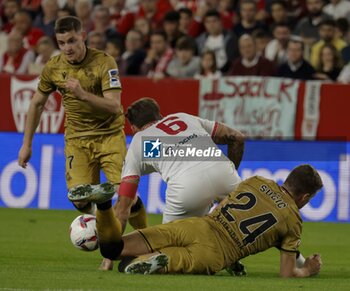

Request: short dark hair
left=164, top=10, right=180, bottom=23
left=15, top=9, right=32, bottom=20
left=284, top=165, right=323, bottom=197
left=270, top=0, right=288, bottom=10
left=240, top=0, right=257, bottom=8
left=176, top=36, right=196, bottom=52
left=252, top=29, right=271, bottom=39
left=319, top=19, right=336, bottom=28
left=178, top=7, right=192, bottom=17
left=272, top=21, right=291, bottom=31
left=150, top=30, right=167, bottom=41
left=204, top=9, right=221, bottom=20
left=336, top=17, right=349, bottom=35
left=126, top=98, right=162, bottom=128
left=55, top=16, right=82, bottom=34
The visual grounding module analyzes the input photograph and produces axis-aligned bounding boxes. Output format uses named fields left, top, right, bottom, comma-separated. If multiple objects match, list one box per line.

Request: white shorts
left=162, top=161, right=241, bottom=223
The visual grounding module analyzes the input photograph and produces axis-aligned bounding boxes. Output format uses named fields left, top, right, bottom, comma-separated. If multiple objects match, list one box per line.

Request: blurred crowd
left=1, top=0, right=350, bottom=83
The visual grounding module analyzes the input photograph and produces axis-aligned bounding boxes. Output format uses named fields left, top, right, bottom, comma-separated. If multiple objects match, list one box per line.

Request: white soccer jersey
left=122, top=113, right=223, bottom=181
left=122, top=112, right=241, bottom=222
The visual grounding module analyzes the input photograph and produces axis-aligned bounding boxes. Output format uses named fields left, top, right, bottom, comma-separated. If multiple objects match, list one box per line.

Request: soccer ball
left=69, top=214, right=99, bottom=251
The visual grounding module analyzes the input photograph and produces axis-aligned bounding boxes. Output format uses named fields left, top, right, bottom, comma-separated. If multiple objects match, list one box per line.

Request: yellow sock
left=128, top=200, right=148, bottom=229
left=96, top=207, right=122, bottom=243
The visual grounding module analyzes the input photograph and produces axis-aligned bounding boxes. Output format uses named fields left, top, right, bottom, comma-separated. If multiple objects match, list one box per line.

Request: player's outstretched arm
left=65, top=77, right=121, bottom=114
left=280, top=251, right=322, bottom=278
left=113, top=177, right=140, bottom=232
left=212, top=123, right=245, bottom=169
left=113, top=196, right=134, bottom=232
left=18, top=91, right=49, bottom=168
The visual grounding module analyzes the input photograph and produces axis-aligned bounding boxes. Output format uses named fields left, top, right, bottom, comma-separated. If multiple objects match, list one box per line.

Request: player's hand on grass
left=18, top=144, right=32, bottom=168
left=99, top=258, right=114, bottom=271
left=65, top=78, right=86, bottom=100
left=304, top=254, right=322, bottom=276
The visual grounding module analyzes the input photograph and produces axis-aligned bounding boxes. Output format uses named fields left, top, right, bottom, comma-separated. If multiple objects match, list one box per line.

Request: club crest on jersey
left=143, top=139, right=162, bottom=158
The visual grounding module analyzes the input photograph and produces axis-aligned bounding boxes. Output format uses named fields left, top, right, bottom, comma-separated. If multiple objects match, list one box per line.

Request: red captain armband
left=118, top=176, right=140, bottom=199
left=211, top=122, right=219, bottom=137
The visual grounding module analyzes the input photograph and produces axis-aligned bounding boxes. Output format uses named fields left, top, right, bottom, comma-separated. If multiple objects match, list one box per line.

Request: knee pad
left=99, top=240, right=124, bottom=260
left=130, top=196, right=143, bottom=214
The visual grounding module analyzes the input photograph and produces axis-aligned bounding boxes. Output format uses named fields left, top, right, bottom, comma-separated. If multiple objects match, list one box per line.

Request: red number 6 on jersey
left=156, top=116, right=188, bottom=135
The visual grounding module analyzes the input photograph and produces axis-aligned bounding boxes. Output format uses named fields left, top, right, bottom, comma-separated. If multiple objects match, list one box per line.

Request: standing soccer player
left=17, top=16, right=147, bottom=231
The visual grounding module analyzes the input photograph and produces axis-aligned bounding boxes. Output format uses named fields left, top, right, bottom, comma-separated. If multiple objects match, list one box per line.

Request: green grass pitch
left=0, top=208, right=349, bottom=291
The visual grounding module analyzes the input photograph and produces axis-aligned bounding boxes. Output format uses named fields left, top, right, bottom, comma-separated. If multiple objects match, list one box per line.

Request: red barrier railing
left=0, top=73, right=348, bottom=140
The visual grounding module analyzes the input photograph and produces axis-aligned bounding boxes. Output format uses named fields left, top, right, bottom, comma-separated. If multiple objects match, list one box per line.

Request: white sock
left=296, top=252, right=305, bottom=268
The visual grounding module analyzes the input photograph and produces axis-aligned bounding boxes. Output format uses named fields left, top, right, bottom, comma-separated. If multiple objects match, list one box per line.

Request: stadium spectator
left=178, top=7, right=194, bottom=35
left=323, top=0, right=350, bottom=21
left=87, top=31, right=107, bottom=50
left=335, top=17, right=349, bottom=41
left=294, top=0, right=331, bottom=46
left=268, top=0, right=296, bottom=29
left=218, top=0, right=237, bottom=30
left=105, top=38, right=123, bottom=63
left=337, top=61, right=350, bottom=83
left=166, top=36, right=200, bottom=78
left=99, top=0, right=125, bottom=29
left=28, top=36, right=60, bottom=75
left=233, top=0, right=268, bottom=37
left=265, top=22, right=291, bottom=65
left=194, top=50, right=222, bottom=78
left=310, top=19, right=346, bottom=69
left=33, top=0, right=59, bottom=39
left=117, top=0, right=173, bottom=36
left=179, top=0, right=236, bottom=37
left=278, top=37, right=315, bottom=80
left=21, top=0, right=41, bottom=19
left=196, top=10, right=238, bottom=73
left=11, top=9, right=44, bottom=50
left=253, top=29, right=271, bottom=55
left=75, top=0, right=94, bottom=33
left=228, top=34, right=276, bottom=76
left=0, top=30, right=35, bottom=74
left=340, top=19, right=350, bottom=63
left=119, top=29, right=146, bottom=75
left=163, top=10, right=185, bottom=49
left=134, top=17, right=152, bottom=48
left=140, top=31, right=174, bottom=79
left=57, top=7, right=73, bottom=19
left=288, top=0, right=308, bottom=20
left=314, top=44, right=342, bottom=81
left=91, top=5, right=121, bottom=42
left=1, top=0, right=20, bottom=33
